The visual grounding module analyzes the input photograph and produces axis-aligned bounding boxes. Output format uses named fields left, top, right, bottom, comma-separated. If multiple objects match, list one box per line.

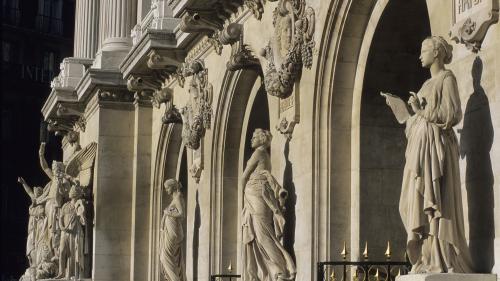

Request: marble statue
left=18, top=177, right=48, bottom=267
left=55, top=184, right=87, bottom=279
left=18, top=142, right=97, bottom=280
left=397, top=36, right=474, bottom=273
left=241, top=129, right=296, bottom=281
left=159, top=179, right=187, bottom=281
left=36, top=142, right=70, bottom=259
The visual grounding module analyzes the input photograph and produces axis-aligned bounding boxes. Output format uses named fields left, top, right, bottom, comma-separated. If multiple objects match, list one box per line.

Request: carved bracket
left=219, top=23, right=260, bottom=71
left=56, top=104, right=86, bottom=132
left=47, top=118, right=80, bottom=146
left=450, top=0, right=499, bottom=52
left=261, top=0, right=315, bottom=98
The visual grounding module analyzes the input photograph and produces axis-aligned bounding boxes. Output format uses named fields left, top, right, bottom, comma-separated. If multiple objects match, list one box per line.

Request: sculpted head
left=164, top=179, right=181, bottom=195
left=420, top=36, right=453, bottom=68
left=251, top=128, right=272, bottom=149
left=34, top=186, right=43, bottom=198
left=52, top=161, right=65, bottom=179
left=69, top=185, right=82, bottom=200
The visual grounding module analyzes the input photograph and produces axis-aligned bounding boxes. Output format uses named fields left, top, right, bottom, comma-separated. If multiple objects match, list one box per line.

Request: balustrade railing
left=317, top=241, right=411, bottom=281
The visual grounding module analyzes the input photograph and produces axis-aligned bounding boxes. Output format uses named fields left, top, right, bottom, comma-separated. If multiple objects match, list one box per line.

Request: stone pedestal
left=397, top=273, right=497, bottom=281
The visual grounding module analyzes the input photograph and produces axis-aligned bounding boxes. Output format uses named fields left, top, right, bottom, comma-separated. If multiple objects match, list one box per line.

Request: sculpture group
left=19, top=142, right=97, bottom=280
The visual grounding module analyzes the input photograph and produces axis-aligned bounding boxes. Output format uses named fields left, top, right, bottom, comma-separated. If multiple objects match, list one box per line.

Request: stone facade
left=29, top=0, right=500, bottom=280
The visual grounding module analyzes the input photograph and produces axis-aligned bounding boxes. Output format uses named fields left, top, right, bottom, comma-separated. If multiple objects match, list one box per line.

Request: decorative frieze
left=261, top=0, right=315, bottom=98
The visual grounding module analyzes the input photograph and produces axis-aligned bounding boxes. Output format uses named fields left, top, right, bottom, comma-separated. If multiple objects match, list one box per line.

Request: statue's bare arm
left=240, top=150, right=260, bottom=189
left=17, top=177, right=34, bottom=201
left=39, top=143, right=53, bottom=179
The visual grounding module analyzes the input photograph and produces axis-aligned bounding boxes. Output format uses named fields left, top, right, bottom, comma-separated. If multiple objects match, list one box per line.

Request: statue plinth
left=397, top=273, right=496, bottom=281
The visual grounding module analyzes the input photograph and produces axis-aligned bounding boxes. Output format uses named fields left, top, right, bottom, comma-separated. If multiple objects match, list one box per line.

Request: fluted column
left=101, top=0, right=137, bottom=51
left=73, top=0, right=99, bottom=59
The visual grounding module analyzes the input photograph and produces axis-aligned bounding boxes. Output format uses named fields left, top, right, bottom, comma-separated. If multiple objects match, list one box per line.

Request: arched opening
left=359, top=0, right=431, bottom=259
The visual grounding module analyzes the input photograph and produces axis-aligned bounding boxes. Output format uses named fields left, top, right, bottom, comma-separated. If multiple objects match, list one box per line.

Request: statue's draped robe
left=242, top=169, right=296, bottom=281
left=399, top=70, right=474, bottom=273
left=27, top=203, right=48, bottom=265
left=159, top=197, right=186, bottom=281
left=58, top=200, right=85, bottom=277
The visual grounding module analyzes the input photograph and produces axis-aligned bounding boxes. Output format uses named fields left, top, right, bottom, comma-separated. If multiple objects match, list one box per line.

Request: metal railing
left=317, top=261, right=411, bottom=281
left=210, top=274, right=241, bottom=281
left=317, top=241, right=411, bottom=281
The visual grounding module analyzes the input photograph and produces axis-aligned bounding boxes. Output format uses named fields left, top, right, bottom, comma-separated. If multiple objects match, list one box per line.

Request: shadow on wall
left=459, top=56, right=495, bottom=273
left=192, top=190, right=201, bottom=281
left=282, top=139, right=297, bottom=263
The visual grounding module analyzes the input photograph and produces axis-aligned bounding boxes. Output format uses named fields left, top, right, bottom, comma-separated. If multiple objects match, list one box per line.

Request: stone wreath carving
left=180, top=60, right=213, bottom=150
left=261, top=0, right=315, bottom=98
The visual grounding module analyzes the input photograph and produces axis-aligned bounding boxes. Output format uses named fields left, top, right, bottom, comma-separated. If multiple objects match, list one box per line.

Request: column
left=73, top=0, right=99, bottom=59
left=101, top=0, right=137, bottom=51
left=130, top=100, right=153, bottom=281
left=94, top=0, right=137, bottom=69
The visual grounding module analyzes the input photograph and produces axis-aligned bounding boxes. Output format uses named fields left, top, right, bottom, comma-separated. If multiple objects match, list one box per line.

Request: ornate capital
left=261, top=0, right=315, bottom=98
left=97, top=89, right=135, bottom=103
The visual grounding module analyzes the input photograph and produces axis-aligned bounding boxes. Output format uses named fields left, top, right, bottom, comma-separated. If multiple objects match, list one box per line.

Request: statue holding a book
left=382, top=36, right=474, bottom=273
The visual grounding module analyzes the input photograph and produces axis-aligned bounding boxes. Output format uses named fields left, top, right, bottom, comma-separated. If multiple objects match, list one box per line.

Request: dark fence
left=210, top=274, right=241, bottom=281
left=317, top=261, right=411, bottom=281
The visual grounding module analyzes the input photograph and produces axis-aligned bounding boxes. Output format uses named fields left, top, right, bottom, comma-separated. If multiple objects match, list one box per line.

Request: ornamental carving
left=261, top=0, right=315, bottom=98
left=179, top=60, right=213, bottom=150
left=219, top=23, right=260, bottom=71
left=450, top=0, right=499, bottom=52
left=245, top=0, right=266, bottom=20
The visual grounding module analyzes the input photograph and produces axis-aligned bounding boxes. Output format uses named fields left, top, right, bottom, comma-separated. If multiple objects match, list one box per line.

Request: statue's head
left=163, top=179, right=181, bottom=195
left=420, top=36, right=453, bottom=68
left=69, top=185, right=82, bottom=200
left=34, top=186, right=43, bottom=198
left=51, top=161, right=65, bottom=179
left=251, top=128, right=272, bottom=149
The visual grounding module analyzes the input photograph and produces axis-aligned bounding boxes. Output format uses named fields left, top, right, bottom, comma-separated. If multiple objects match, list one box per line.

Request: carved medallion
left=450, top=0, right=499, bottom=52
left=179, top=60, right=213, bottom=150
left=261, top=0, right=315, bottom=98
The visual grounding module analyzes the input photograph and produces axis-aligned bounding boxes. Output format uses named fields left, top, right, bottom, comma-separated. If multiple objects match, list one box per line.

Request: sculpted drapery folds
left=398, top=36, right=474, bottom=273
left=241, top=129, right=296, bottom=281
left=19, top=142, right=97, bottom=280
left=159, top=179, right=187, bottom=281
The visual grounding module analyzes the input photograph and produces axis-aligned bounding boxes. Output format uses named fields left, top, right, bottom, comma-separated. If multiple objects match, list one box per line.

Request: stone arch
left=313, top=0, right=431, bottom=267
left=210, top=68, right=268, bottom=274
left=150, top=123, right=184, bottom=281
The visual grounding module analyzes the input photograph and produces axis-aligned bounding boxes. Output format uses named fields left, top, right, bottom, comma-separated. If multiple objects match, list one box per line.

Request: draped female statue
left=241, top=129, right=296, bottom=281
left=398, top=36, right=474, bottom=273
left=18, top=177, right=49, bottom=267
left=159, top=179, right=187, bottom=281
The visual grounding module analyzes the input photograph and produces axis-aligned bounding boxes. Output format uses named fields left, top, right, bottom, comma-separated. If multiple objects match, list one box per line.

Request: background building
left=1, top=0, right=74, bottom=279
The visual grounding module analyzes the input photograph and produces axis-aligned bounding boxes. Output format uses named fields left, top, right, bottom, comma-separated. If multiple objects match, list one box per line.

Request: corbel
left=219, top=23, right=260, bottom=71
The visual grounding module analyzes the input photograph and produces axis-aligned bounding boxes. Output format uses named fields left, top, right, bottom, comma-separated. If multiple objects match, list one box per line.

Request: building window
left=36, top=0, right=63, bottom=34
left=2, top=42, right=11, bottom=62
left=43, top=50, right=57, bottom=71
left=2, top=0, right=20, bottom=25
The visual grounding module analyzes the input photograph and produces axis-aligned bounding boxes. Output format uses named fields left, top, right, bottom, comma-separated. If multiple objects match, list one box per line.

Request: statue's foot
left=54, top=273, right=64, bottom=279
